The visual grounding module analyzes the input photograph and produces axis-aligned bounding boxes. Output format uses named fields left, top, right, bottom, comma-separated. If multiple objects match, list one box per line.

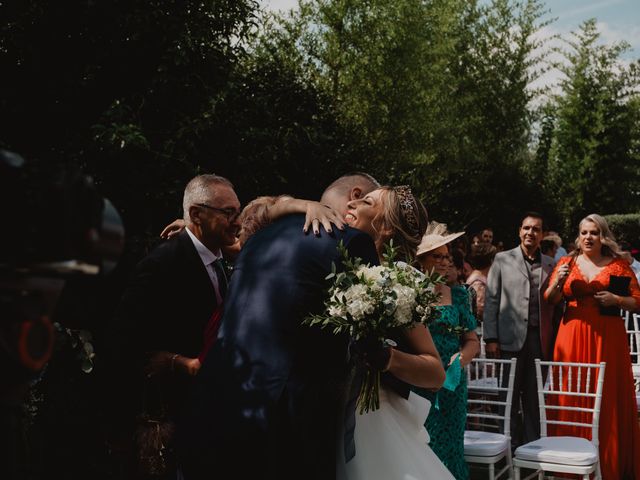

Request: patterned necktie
left=212, top=258, right=228, bottom=300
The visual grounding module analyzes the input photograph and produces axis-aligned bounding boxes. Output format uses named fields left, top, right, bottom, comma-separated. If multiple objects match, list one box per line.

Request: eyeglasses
left=196, top=203, right=241, bottom=222
left=428, top=253, right=452, bottom=262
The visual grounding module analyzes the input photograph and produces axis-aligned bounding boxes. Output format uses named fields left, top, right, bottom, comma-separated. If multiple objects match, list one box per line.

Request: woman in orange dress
left=544, top=213, right=640, bottom=480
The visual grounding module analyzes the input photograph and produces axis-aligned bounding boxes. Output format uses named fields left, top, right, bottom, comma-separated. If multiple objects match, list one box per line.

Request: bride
left=339, top=185, right=455, bottom=480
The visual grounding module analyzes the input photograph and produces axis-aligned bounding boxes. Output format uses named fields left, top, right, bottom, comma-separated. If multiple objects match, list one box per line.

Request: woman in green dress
left=413, top=222, right=480, bottom=480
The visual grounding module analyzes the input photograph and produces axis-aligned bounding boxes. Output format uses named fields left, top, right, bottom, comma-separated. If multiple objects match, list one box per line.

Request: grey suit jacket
left=483, top=246, right=556, bottom=359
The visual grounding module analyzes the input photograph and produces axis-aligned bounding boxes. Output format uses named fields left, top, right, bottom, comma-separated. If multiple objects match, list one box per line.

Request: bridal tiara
left=393, top=185, right=420, bottom=236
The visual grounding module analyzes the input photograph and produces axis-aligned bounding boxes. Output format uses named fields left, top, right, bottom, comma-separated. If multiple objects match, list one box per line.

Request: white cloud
left=259, top=0, right=299, bottom=13
left=595, top=21, right=640, bottom=54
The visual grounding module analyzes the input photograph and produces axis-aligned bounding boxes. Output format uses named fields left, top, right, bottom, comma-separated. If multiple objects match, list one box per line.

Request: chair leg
left=505, top=450, right=514, bottom=480
left=537, top=472, right=543, bottom=480
left=514, top=466, right=521, bottom=480
left=596, top=461, right=602, bottom=480
left=489, top=462, right=495, bottom=480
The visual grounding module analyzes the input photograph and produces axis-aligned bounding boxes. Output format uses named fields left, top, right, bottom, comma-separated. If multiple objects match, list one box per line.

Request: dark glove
left=351, top=336, right=392, bottom=371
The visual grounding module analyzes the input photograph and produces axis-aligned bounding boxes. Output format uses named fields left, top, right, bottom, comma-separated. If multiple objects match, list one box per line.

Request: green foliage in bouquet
left=305, top=241, right=444, bottom=412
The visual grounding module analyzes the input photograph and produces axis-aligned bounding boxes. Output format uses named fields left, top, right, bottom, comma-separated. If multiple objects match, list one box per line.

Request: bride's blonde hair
left=373, top=186, right=428, bottom=263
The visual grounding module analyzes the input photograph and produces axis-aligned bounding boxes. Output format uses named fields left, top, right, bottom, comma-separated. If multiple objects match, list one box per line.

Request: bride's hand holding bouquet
left=305, top=242, right=443, bottom=413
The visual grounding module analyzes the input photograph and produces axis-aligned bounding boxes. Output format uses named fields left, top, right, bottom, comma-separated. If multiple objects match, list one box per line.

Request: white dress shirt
left=186, top=227, right=224, bottom=304
left=631, top=258, right=640, bottom=285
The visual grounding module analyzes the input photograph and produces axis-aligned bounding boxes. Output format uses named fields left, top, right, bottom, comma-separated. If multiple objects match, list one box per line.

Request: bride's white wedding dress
left=343, top=386, right=455, bottom=480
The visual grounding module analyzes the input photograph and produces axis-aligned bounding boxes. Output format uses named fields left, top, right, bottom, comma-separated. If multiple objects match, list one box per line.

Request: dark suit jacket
left=177, top=215, right=378, bottom=480
left=112, top=229, right=218, bottom=419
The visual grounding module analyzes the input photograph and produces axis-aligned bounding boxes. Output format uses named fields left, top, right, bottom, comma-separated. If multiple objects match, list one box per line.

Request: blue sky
left=547, top=0, right=640, bottom=57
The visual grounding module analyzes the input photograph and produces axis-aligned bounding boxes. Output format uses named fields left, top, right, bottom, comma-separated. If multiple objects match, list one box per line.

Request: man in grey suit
left=483, top=212, right=556, bottom=447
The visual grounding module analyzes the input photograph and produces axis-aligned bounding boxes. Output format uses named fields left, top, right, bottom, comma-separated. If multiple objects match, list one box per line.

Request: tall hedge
left=604, top=213, right=640, bottom=245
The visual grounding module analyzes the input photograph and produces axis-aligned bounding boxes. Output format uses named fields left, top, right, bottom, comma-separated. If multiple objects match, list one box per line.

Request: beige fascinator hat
left=416, top=221, right=465, bottom=257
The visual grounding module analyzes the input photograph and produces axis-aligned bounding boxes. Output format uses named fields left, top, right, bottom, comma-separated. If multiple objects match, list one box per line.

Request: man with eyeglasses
left=111, top=174, right=240, bottom=477
left=483, top=212, right=556, bottom=450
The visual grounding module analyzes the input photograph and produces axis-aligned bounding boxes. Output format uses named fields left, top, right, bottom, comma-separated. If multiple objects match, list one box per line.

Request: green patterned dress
left=413, top=285, right=477, bottom=480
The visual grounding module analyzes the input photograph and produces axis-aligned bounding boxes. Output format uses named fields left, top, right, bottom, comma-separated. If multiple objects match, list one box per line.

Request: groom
left=177, top=173, right=380, bottom=480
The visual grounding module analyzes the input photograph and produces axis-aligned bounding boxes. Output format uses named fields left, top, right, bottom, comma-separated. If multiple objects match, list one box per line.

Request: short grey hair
left=182, top=174, right=234, bottom=220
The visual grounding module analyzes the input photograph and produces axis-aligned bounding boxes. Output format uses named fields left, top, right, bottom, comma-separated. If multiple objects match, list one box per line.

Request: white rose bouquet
left=305, top=242, right=442, bottom=413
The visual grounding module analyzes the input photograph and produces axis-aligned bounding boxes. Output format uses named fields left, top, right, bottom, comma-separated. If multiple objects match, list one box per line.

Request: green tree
left=194, top=41, right=368, bottom=201
left=542, top=19, right=640, bottom=234
left=271, top=0, right=453, bottom=174
left=418, top=0, right=552, bottom=238
left=261, top=0, right=551, bottom=242
left=1, top=0, right=258, bottom=238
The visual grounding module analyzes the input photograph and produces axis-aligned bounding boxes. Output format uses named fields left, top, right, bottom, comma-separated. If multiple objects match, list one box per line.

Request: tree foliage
left=604, top=213, right=640, bottom=246
left=539, top=19, right=640, bottom=234
left=260, top=0, right=552, bottom=242
left=3, top=1, right=638, bottom=243
left=1, top=0, right=259, bottom=240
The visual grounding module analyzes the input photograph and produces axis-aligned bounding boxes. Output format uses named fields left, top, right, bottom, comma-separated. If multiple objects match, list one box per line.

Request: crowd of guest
left=111, top=172, right=640, bottom=480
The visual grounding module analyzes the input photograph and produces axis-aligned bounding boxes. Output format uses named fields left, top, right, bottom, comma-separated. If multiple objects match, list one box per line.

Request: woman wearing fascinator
left=412, top=222, right=480, bottom=480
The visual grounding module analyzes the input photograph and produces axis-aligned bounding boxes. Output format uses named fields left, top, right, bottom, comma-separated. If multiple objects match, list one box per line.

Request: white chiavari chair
left=623, top=310, right=640, bottom=408
left=513, top=360, right=606, bottom=480
left=464, top=357, right=517, bottom=479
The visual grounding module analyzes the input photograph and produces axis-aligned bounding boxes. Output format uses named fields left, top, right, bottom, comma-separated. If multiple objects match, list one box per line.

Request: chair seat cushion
left=514, top=436, right=598, bottom=466
left=464, top=430, right=509, bottom=457
left=467, top=377, right=498, bottom=391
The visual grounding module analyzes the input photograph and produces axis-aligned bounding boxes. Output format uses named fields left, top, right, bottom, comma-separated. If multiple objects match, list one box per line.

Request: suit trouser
left=501, top=326, right=543, bottom=448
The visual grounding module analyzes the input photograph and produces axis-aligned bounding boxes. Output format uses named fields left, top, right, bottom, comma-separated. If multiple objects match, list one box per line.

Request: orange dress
left=549, top=256, right=640, bottom=480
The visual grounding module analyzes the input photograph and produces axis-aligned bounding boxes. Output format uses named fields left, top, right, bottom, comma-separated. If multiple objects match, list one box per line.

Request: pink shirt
left=465, top=271, right=487, bottom=320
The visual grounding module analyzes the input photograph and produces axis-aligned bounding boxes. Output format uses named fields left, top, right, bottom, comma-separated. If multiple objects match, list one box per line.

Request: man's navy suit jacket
left=178, top=215, right=378, bottom=480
